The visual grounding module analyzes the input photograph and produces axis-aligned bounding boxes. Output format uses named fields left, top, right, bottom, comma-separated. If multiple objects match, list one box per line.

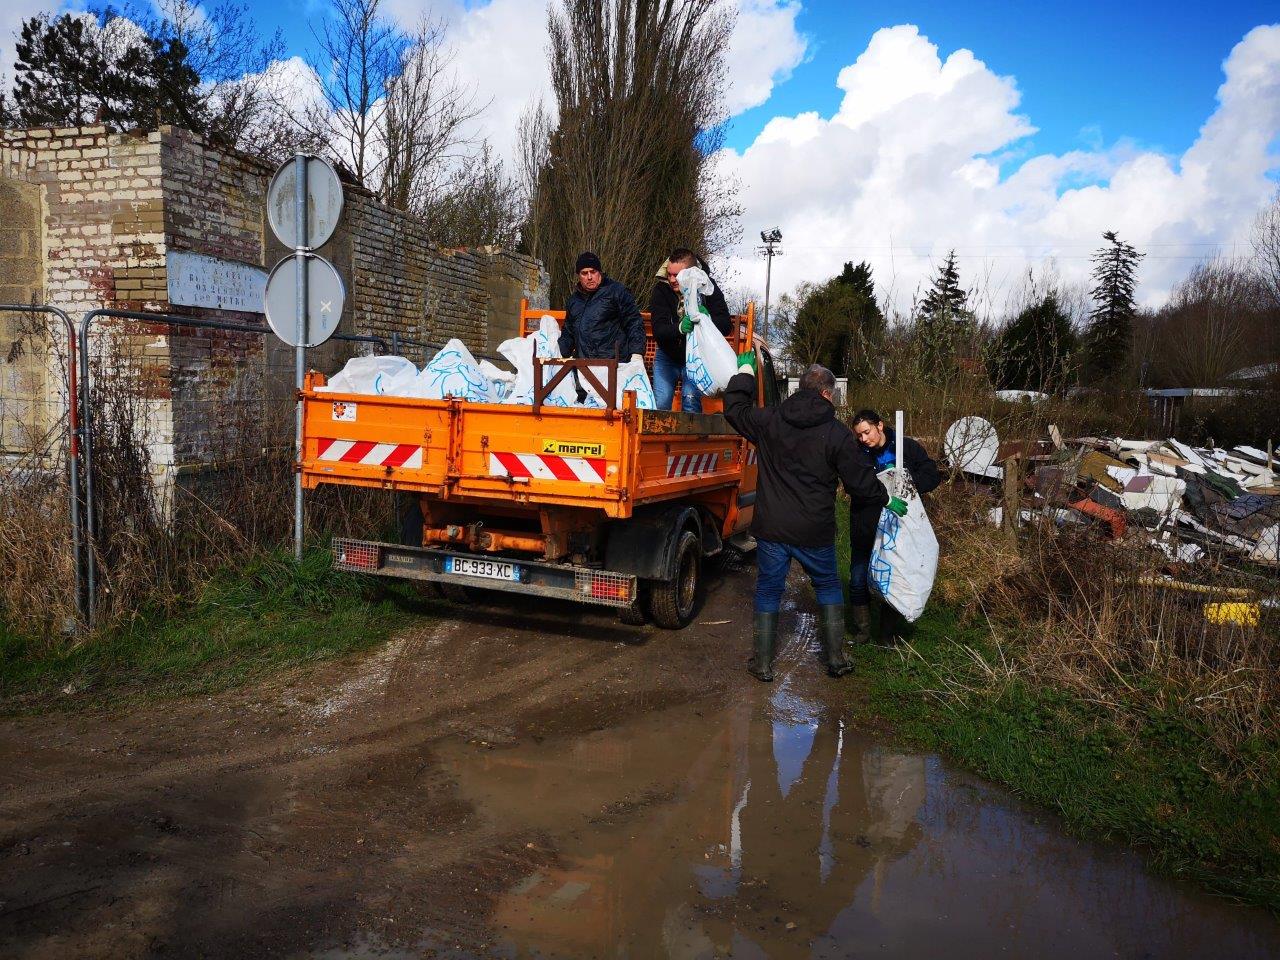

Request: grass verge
left=834, top=501, right=1280, bottom=911
left=0, top=548, right=429, bottom=712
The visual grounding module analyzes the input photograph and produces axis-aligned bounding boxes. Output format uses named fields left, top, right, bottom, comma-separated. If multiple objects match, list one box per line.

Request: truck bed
left=300, top=383, right=755, bottom=520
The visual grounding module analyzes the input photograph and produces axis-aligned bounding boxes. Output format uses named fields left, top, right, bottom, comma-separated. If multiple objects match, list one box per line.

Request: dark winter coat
left=559, top=276, right=646, bottom=361
left=648, top=275, right=733, bottom=362
left=724, top=372, right=887, bottom=548
left=848, top=428, right=941, bottom=557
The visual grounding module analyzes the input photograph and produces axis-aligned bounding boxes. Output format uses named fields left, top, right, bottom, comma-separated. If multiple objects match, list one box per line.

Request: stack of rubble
left=1030, top=435, right=1279, bottom=566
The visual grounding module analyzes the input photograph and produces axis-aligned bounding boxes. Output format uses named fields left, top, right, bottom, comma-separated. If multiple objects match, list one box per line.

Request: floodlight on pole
left=757, top=228, right=783, bottom=344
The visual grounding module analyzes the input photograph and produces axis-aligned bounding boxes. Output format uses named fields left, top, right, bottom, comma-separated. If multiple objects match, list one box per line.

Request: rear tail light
left=333, top=539, right=381, bottom=572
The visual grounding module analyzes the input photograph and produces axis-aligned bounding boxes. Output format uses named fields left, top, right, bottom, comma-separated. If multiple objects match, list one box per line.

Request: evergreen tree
left=988, top=292, right=1076, bottom=393
left=1084, top=230, right=1144, bottom=383
left=835, top=260, right=884, bottom=378
left=10, top=12, right=208, bottom=134
left=915, top=250, right=973, bottom=371
left=919, top=250, right=968, bottom=318
left=11, top=14, right=115, bottom=128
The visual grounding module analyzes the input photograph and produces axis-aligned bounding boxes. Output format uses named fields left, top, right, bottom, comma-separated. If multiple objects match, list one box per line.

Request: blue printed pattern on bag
left=869, top=509, right=899, bottom=594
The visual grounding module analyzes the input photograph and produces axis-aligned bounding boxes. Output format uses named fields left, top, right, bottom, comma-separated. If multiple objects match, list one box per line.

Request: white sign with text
left=166, top=251, right=267, bottom=312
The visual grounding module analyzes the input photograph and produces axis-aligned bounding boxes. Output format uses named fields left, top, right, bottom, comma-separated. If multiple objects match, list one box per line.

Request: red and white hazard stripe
left=666, top=452, right=721, bottom=478
left=489, top=452, right=606, bottom=484
left=316, top=437, right=423, bottom=469
left=747, top=447, right=757, bottom=465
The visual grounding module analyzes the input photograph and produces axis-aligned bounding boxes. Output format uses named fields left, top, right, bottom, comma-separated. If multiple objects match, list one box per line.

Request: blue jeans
left=848, top=548, right=871, bottom=604
left=754, top=540, right=845, bottom=613
left=652, top=346, right=703, bottom=413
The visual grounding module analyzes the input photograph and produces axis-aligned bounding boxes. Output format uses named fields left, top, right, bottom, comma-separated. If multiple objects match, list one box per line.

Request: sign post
left=264, top=154, right=345, bottom=563
left=293, top=155, right=307, bottom=561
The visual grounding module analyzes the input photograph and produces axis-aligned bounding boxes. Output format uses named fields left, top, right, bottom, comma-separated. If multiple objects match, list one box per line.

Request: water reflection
left=438, top=685, right=1280, bottom=959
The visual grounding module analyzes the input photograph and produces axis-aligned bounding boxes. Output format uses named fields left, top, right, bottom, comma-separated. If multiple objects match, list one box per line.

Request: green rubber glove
left=736, top=350, right=757, bottom=374
left=887, top=496, right=908, bottom=518
left=679, top=314, right=695, bottom=335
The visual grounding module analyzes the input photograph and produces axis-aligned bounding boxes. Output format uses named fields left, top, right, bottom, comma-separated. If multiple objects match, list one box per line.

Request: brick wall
left=0, top=125, right=549, bottom=486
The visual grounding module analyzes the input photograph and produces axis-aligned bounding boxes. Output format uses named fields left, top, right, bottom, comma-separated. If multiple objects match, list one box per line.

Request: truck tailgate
left=301, top=382, right=636, bottom=513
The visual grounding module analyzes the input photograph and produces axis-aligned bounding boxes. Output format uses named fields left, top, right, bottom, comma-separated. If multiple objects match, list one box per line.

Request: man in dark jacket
left=648, top=248, right=733, bottom=412
left=848, top=409, right=941, bottom=643
left=724, top=360, right=900, bottom=681
left=559, top=252, right=646, bottom=364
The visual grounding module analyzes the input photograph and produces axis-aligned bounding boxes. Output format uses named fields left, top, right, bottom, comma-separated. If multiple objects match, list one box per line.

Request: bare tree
left=421, top=143, right=524, bottom=248
left=1151, top=256, right=1263, bottom=387
left=526, top=0, right=740, bottom=304
left=308, top=0, right=406, bottom=187
left=1252, top=191, right=1280, bottom=310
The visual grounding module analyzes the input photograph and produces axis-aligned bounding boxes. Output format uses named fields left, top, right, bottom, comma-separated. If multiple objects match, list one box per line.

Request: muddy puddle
left=431, top=678, right=1280, bottom=959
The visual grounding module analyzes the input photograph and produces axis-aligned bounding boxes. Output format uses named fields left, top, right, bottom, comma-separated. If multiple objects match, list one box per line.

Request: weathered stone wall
left=0, top=175, right=46, bottom=452
left=0, top=125, right=549, bottom=483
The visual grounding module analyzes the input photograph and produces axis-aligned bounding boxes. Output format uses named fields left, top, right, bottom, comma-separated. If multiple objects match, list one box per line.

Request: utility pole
left=758, top=228, right=782, bottom=345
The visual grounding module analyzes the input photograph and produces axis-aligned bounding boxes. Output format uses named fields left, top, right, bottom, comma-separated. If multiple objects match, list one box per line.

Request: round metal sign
left=264, top=254, right=346, bottom=347
left=267, top=156, right=344, bottom=249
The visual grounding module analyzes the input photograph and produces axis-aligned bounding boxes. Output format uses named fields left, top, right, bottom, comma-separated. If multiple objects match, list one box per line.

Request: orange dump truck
left=301, top=301, right=781, bottom=627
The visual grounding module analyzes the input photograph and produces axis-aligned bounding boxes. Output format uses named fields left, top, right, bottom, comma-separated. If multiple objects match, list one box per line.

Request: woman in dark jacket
left=847, top=409, right=941, bottom=642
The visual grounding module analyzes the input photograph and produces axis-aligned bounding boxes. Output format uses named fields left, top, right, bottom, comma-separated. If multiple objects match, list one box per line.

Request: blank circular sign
left=264, top=254, right=346, bottom=347
left=267, top=156, right=344, bottom=250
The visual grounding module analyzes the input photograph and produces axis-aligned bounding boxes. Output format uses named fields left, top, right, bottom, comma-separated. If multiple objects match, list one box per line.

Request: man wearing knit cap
left=559, top=252, right=646, bottom=366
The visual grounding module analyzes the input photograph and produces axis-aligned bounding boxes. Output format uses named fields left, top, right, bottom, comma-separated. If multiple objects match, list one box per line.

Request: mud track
left=2, top=558, right=1278, bottom=958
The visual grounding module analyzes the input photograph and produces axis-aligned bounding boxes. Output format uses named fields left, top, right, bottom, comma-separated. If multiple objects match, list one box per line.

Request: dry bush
left=2, top=322, right=393, bottom=645
left=0, top=310, right=78, bottom=637
left=926, top=482, right=1279, bottom=778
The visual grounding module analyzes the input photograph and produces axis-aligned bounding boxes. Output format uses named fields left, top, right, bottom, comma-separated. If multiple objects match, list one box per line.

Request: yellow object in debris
left=1203, top=602, right=1261, bottom=627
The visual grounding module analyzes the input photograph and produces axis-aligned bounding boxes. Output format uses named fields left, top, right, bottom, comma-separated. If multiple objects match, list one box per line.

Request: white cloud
left=724, top=0, right=806, bottom=114
left=718, top=23, right=1280, bottom=313
left=1, top=1, right=62, bottom=82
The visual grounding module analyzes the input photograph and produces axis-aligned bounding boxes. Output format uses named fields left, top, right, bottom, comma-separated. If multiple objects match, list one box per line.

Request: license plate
left=445, top=556, right=520, bottom=581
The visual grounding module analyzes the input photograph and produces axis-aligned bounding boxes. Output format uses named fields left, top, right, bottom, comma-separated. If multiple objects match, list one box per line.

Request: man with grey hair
left=724, top=356, right=904, bottom=680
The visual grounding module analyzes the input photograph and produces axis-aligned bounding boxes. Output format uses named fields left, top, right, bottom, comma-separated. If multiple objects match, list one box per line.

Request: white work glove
left=629, top=354, right=643, bottom=365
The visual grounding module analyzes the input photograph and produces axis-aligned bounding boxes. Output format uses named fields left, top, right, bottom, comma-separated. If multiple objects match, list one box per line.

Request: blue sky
left=4, top=0, right=1276, bottom=305
left=726, top=0, right=1278, bottom=158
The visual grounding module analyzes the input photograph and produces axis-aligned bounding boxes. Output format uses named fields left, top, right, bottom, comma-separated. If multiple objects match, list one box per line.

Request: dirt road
left=3, top=558, right=1279, bottom=958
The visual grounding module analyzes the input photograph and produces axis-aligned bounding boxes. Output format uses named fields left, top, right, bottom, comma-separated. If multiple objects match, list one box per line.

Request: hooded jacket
left=559, top=275, right=646, bottom=361
left=848, top=427, right=941, bottom=556
left=723, top=372, right=887, bottom=547
left=648, top=273, right=733, bottom=361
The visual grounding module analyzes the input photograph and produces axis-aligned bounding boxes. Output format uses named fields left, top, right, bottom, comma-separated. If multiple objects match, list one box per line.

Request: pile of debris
left=944, top=417, right=1279, bottom=567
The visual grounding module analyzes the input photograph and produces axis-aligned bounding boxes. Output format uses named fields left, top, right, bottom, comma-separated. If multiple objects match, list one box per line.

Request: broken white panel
left=1166, top=438, right=1209, bottom=470
left=1251, top=526, right=1279, bottom=565
left=944, top=416, right=1002, bottom=479
left=1120, top=475, right=1185, bottom=515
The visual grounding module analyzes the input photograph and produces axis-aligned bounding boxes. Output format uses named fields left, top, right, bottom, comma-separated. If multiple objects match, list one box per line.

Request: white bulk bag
left=579, top=356, right=658, bottom=410
left=317, top=355, right=418, bottom=395
left=419, top=339, right=500, bottom=402
left=677, top=266, right=737, bottom=397
left=497, top=315, right=578, bottom=407
left=868, top=468, right=939, bottom=623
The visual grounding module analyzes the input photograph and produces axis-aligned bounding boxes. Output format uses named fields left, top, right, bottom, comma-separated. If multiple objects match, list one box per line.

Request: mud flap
left=603, top=505, right=703, bottom=581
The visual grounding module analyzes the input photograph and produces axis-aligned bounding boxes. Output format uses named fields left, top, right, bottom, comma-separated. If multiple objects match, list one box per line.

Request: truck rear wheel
left=647, top=530, right=702, bottom=629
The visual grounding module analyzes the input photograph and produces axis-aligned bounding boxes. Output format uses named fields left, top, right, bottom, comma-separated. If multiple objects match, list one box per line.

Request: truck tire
left=617, top=600, right=648, bottom=625
left=647, top=530, right=702, bottom=629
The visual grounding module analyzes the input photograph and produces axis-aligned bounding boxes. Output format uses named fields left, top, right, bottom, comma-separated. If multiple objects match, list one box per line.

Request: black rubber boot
left=820, top=604, right=854, bottom=677
left=848, top=604, right=871, bottom=645
left=747, top=612, right=778, bottom=682
left=878, top=601, right=904, bottom=644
